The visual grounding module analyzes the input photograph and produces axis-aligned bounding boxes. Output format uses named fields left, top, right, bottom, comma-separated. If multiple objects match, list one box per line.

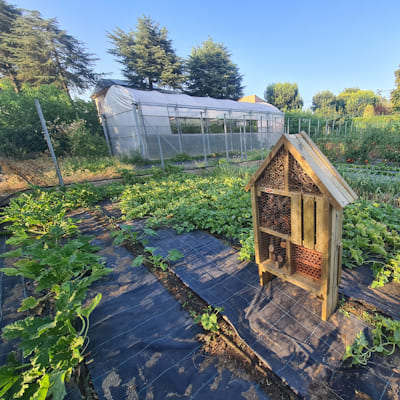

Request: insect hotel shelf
left=245, top=132, right=357, bottom=320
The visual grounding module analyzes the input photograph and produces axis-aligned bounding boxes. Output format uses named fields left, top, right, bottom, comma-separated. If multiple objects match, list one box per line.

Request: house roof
left=245, top=132, right=357, bottom=209
left=238, top=95, right=268, bottom=104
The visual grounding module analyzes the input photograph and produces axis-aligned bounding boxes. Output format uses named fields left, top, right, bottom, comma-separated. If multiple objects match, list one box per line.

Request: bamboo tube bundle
left=289, top=153, right=320, bottom=193
left=258, top=147, right=287, bottom=189
left=258, top=193, right=291, bottom=234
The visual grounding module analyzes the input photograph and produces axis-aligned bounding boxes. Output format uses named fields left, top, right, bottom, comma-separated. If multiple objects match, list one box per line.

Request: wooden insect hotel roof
left=245, top=132, right=357, bottom=209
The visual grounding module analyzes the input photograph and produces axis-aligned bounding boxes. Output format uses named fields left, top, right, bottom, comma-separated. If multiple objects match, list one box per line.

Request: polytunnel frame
left=130, top=99, right=283, bottom=160
left=95, top=85, right=284, bottom=160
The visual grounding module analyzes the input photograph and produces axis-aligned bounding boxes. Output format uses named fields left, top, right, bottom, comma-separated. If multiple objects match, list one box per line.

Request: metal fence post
left=100, top=114, right=113, bottom=156
left=239, top=125, right=244, bottom=161
left=175, top=106, right=183, bottom=153
left=200, top=112, right=208, bottom=165
left=34, top=99, right=64, bottom=187
left=243, top=115, right=248, bottom=161
left=223, top=114, right=229, bottom=161
left=132, top=103, right=147, bottom=159
left=157, top=129, right=164, bottom=169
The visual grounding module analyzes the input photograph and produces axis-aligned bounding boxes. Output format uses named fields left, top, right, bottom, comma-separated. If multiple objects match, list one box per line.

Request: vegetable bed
left=0, top=164, right=400, bottom=398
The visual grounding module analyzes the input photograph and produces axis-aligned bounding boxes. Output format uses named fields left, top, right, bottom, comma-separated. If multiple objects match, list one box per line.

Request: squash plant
left=0, top=186, right=111, bottom=399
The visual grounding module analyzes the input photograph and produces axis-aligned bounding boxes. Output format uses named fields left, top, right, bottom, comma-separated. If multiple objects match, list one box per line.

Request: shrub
left=0, top=78, right=103, bottom=158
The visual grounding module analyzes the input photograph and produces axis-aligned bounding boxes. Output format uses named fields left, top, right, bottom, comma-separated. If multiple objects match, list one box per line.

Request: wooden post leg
left=322, top=290, right=338, bottom=321
left=258, top=265, right=274, bottom=286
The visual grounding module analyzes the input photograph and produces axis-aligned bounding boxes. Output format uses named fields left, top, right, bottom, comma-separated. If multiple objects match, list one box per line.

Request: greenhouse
left=92, top=80, right=284, bottom=159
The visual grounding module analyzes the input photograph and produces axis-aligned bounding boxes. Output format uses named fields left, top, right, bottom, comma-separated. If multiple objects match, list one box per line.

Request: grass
left=0, top=156, right=135, bottom=195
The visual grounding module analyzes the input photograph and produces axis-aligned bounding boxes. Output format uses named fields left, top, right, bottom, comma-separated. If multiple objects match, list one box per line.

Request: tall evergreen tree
left=0, top=7, right=98, bottom=95
left=264, top=82, right=303, bottom=111
left=0, top=0, right=22, bottom=90
left=185, top=38, right=243, bottom=99
left=108, top=16, right=184, bottom=90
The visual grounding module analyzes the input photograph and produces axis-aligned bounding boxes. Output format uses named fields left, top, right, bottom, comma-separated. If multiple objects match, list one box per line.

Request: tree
left=363, top=104, right=375, bottom=117
left=264, top=82, right=303, bottom=112
left=391, top=66, right=400, bottom=112
left=185, top=38, right=244, bottom=99
left=108, top=16, right=184, bottom=90
left=336, top=88, right=379, bottom=117
left=311, top=90, right=336, bottom=114
left=0, top=0, right=22, bottom=89
left=0, top=6, right=98, bottom=95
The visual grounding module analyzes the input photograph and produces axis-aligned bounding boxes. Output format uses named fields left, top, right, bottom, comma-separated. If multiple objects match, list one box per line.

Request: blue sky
left=10, top=0, right=400, bottom=108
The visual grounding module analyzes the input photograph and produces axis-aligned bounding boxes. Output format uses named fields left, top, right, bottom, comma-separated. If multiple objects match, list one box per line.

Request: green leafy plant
left=111, top=224, right=157, bottom=247
left=342, top=199, right=400, bottom=287
left=0, top=185, right=111, bottom=399
left=132, top=247, right=183, bottom=271
left=191, top=305, right=224, bottom=333
left=343, top=316, right=400, bottom=366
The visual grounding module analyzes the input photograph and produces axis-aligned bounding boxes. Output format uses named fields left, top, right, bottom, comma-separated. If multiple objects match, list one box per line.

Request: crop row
left=117, top=166, right=400, bottom=288
left=0, top=165, right=399, bottom=397
left=0, top=185, right=119, bottom=399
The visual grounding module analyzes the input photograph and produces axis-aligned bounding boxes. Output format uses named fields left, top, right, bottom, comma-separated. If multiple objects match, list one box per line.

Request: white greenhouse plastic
left=92, top=82, right=284, bottom=159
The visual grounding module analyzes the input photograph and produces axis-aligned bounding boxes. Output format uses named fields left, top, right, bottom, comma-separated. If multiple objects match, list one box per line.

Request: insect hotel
left=245, top=132, right=357, bottom=320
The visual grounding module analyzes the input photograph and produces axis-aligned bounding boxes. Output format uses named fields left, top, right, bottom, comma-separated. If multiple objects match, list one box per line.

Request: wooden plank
left=301, top=132, right=357, bottom=202
left=261, top=260, right=321, bottom=296
left=321, top=208, right=342, bottom=320
left=250, top=186, right=262, bottom=265
left=336, top=209, right=344, bottom=286
left=303, top=195, right=315, bottom=249
left=297, top=137, right=353, bottom=208
left=315, top=197, right=330, bottom=253
left=291, top=193, right=302, bottom=245
left=258, top=187, right=324, bottom=199
left=257, top=187, right=293, bottom=197
left=285, top=136, right=343, bottom=210
left=316, top=197, right=331, bottom=309
left=286, top=239, right=295, bottom=274
left=259, top=226, right=290, bottom=241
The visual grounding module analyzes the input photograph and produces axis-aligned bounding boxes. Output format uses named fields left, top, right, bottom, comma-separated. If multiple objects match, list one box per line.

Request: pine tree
left=108, top=16, right=184, bottom=90
left=0, top=7, right=98, bottom=95
left=0, top=0, right=22, bottom=90
left=185, top=38, right=244, bottom=99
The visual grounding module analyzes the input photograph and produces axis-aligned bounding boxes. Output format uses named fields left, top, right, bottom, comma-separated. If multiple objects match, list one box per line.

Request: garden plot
left=1, top=169, right=400, bottom=400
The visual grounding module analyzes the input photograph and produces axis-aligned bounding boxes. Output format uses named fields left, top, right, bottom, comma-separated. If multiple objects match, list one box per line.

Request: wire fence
left=105, top=124, right=283, bottom=164
left=285, top=116, right=400, bottom=139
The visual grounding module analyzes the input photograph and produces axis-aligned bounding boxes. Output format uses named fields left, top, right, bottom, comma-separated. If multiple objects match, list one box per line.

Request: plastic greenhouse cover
left=103, top=85, right=283, bottom=118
